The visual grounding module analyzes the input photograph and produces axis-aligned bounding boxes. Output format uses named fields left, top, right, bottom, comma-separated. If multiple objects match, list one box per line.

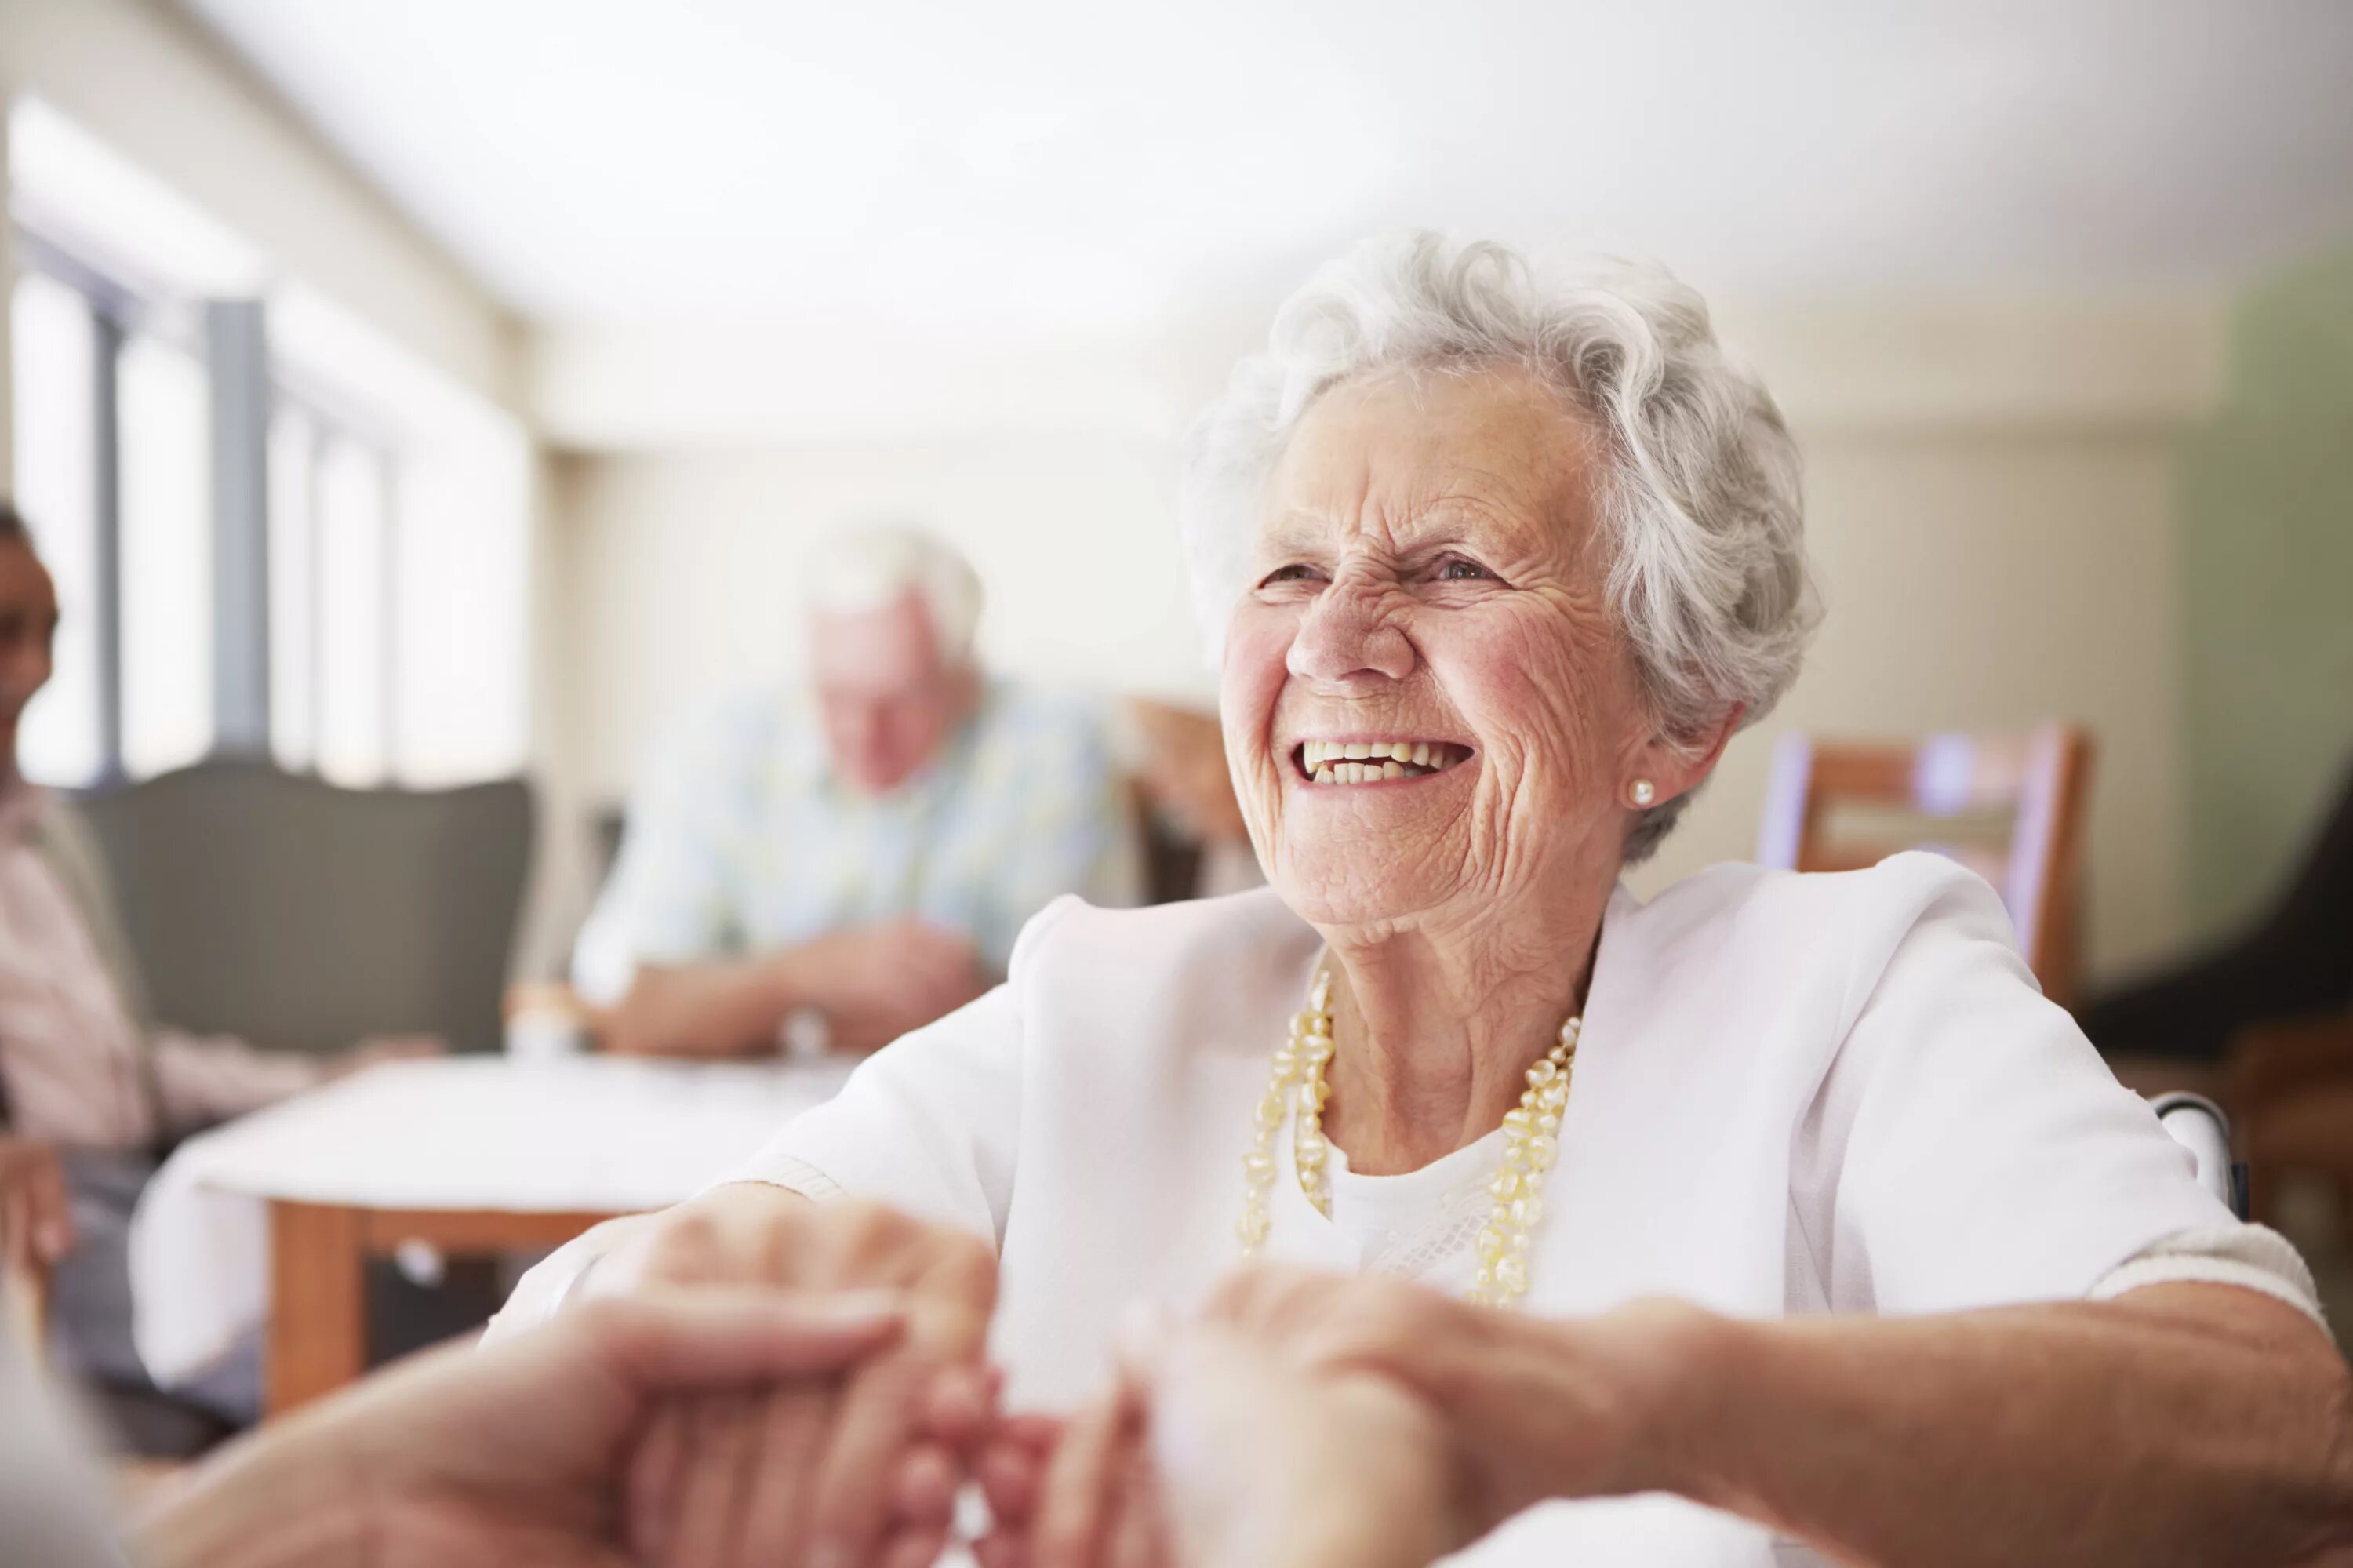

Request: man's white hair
left=807, top=524, right=985, bottom=667
left=1178, top=231, right=1820, bottom=863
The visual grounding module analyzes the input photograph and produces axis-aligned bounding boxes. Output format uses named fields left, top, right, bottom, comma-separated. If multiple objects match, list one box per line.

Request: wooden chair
left=2222, top=1010, right=2353, bottom=1234
left=1758, top=723, right=2095, bottom=1009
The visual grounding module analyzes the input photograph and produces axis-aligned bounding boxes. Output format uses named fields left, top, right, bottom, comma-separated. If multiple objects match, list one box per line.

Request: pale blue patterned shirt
left=572, top=680, right=1140, bottom=1003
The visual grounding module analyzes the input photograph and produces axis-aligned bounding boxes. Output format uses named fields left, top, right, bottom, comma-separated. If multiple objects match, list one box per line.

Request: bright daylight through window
left=5, top=100, right=529, bottom=791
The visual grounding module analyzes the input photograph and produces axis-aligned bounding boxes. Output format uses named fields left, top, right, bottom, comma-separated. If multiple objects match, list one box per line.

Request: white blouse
left=501, top=853, right=2316, bottom=1566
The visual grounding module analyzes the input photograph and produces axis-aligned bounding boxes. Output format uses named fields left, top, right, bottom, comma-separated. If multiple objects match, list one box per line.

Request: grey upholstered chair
left=75, top=759, right=533, bottom=1058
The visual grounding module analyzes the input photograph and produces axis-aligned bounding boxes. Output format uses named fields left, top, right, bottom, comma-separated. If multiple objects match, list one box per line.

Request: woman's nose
left=1286, top=581, right=1413, bottom=686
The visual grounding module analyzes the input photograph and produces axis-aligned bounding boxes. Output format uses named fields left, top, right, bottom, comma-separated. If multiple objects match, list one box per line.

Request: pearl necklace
left=1237, top=961, right=1580, bottom=1308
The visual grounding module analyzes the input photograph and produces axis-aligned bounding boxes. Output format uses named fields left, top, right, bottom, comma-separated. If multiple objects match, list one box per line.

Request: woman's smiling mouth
left=1293, top=739, right=1474, bottom=786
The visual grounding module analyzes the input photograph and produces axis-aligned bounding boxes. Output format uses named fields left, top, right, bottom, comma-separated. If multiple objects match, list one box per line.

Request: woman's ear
left=1628, top=703, right=1747, bottom=809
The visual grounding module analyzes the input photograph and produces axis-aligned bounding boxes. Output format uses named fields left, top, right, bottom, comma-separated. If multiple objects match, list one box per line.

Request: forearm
left=132, top=1425, right=368, bottom=1568
left=1641, top=1286, right=2353, bottom=1567
left=606, top=958, right=797, bottom=1057
left=150, top=1030, right=323, bottom=1130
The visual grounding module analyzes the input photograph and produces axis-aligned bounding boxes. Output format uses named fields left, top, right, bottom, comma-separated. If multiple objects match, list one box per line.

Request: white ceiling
left=184, top=0, right=2353, bottom=341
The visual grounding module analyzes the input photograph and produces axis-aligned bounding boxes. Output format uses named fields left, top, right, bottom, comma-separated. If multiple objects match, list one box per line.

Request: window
left=115, top=333, right=214, bottom=778
left=8, top=271, right=102, bottom=784
left=266, top=406, right=317, bottom=770
left=313, top=433, right=393, bottom=785
left=7, top=239, right=217, bottom=788
left=9, top=104, right=531, bottom=794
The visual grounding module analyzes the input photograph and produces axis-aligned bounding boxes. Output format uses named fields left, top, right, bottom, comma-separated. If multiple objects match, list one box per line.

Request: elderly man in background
left=576, top=526, right=1139, bottom=1058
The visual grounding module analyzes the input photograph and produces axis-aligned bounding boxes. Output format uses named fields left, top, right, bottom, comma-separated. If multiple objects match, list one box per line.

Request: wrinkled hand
left=591, top=1184, right=1001, bottom=1568
left=988, top=1267, right=1706, bottom=1568
left=0, top=1133, right=73, bottom=1270
left=779, top=921, right=986, bottom=1054
left=1192, top=1266, right=1706, bottom=1537
left=980, top=1311, right=1456, bottom=1568
left=135, top=1290, right=905, bottom=1568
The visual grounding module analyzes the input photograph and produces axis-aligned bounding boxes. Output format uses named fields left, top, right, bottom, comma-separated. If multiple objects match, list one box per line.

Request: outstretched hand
left=590, top=1185, right=1001, bottom=1568
left=136, top=1288, right=908, bottom=1568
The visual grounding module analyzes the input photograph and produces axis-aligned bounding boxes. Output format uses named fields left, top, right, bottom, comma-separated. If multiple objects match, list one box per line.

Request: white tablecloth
left=129, top=1055, right=847, bottom=1388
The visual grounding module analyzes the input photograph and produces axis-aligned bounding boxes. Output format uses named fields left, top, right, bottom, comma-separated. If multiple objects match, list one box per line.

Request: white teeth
left=1299, top=739, right=1469, bottom=784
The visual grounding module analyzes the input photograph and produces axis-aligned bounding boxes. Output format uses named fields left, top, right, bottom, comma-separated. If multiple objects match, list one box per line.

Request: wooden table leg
left=267, top=1201, right=366, bottom=1417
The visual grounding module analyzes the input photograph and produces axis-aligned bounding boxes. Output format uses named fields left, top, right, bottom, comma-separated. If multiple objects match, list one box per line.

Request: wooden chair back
left=1758, top=723, right=2095, bottom=1007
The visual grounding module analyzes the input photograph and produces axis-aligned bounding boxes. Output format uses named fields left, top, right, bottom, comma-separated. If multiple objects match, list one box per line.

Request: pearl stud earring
left=1627, top=779, right=1657, bottom=808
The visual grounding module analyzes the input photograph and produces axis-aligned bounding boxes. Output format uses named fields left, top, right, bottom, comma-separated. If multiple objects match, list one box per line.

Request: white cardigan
left=504, top=854, right=2314, bottom=1565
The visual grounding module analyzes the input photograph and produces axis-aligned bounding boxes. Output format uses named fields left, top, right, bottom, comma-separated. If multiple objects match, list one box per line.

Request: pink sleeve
left=148, top=1030, right=326, bottom=1133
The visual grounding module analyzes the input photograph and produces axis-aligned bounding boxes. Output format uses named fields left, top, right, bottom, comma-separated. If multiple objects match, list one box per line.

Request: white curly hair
left=1178, top=232, right=1820, bottom=862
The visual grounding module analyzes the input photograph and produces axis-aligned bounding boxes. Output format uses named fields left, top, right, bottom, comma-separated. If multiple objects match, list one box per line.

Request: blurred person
left=501, top=238, right=2348, bottom=1568
left=0, top=1280, right=927, bottom=1568
left=575, top=524, right=1139, bottom=1058
left=0, top=502, right=438, bottom=1432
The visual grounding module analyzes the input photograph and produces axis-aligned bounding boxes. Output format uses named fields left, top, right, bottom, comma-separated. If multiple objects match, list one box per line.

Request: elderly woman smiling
left=497, top=235, right=2350, bottom=1568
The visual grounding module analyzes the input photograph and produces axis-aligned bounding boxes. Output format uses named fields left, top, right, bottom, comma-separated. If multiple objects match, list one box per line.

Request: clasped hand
left=595, top=1188, right=1697, bottom=1568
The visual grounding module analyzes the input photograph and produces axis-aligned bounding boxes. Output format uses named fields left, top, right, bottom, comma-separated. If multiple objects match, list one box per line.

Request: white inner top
left=1324, top=1130, right=1505, bottom=1290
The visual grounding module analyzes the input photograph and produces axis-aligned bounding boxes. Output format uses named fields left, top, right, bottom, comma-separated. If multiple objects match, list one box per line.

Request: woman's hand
left=589, top=1184, right=1000, bottom=1568
left=1196, top=1265, right=1713, bottom=1536
left=135, top=1289, right=905, bottom=1568
left=990, top=1264, right=1711, bottom=1568
left=989, top=1310, right=1461, bottom=1568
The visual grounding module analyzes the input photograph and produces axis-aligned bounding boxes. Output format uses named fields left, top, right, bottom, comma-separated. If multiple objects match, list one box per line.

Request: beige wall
left=548, top=411, right=2198, bottom=984
left=1631, top=427, right=2188, bottom=978
left=550, top=435, right=1200, bottom=795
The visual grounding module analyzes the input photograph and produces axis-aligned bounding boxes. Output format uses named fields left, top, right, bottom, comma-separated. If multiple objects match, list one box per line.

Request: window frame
left=10, top=220, right=408, bottom=787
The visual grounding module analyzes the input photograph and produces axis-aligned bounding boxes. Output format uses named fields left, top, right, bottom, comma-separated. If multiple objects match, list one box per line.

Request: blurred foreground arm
left=133, top=1289, right=903, bottom=1568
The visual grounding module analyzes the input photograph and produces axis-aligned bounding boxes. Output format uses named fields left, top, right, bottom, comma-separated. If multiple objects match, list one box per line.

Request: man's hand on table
left=133, top=1287, right=906, bottom=1568
left=775, top=920, right=987, bottom=1056
left=588, top=1183, right=1000, bottom=1568
left=322, top=1034, right=449, bottom=1082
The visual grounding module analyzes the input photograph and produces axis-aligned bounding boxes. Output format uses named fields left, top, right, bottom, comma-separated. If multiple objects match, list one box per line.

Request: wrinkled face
left=812, top=591, right=966, bottom=794
left=0, top=540, right=59, bottom=742
left=1220, top=366, right=1659, bottom=930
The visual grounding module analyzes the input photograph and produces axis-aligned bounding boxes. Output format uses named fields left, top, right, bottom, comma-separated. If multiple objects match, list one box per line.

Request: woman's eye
left=1259, top=563, right=1321, bottom=587
left=1435, top=557, right=1493, bottom=582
